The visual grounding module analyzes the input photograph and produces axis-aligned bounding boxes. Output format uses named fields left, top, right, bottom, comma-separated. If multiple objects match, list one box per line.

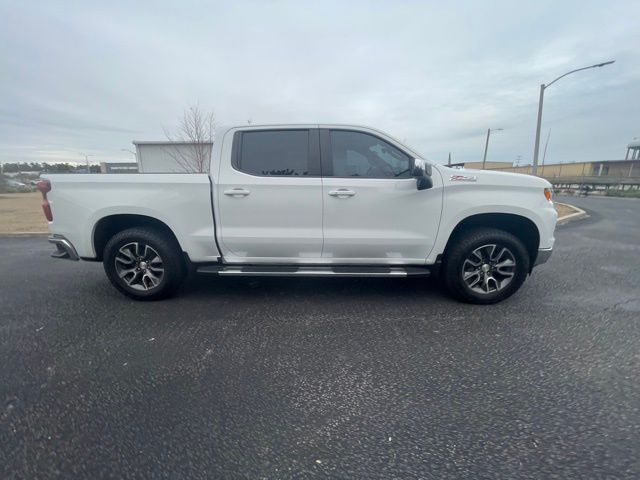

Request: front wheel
left=443, top=228, right=530, bottom=304
left=103, top=227, right=186, bottom=301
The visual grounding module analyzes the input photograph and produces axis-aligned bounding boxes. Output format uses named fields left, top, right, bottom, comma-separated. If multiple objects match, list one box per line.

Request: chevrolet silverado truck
left=39, top=124, right=556, bottom=304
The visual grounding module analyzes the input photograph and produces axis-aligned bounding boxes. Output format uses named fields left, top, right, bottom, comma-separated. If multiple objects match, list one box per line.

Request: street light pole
left=532, top=60, right=615, bottom=175
left=481, top=128, right=503, bottom=169
left=541, top=128, right=552, bottom=176
left=532, top=85, right=545, bottom=176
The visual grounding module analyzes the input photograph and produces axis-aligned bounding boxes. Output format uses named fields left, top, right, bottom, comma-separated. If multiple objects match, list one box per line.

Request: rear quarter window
left=236, top=130, right=310, bottom=176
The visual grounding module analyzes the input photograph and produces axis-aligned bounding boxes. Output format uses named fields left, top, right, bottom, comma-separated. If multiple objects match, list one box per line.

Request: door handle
left=328, top=189, right=356, bottom=197
left=224, top=188, right=251, bottom=197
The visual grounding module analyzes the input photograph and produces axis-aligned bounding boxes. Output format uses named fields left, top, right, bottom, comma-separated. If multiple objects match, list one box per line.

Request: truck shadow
left=181, top=273, right=450, bottom=304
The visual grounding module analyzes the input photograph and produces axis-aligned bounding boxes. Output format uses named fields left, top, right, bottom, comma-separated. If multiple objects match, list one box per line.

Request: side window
left=329, top=130, right=411, bottom=178
left=237, top=130, right=310, bottom=176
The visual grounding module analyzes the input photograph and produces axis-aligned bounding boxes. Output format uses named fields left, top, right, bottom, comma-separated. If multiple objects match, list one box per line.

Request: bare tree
left=163, top=105, right=215, bottom=173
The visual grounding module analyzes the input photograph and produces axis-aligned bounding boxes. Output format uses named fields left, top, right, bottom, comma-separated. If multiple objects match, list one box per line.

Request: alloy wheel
left=461, top=243, right=516, bottom=294
left=114, top=242, right=164, bottom=291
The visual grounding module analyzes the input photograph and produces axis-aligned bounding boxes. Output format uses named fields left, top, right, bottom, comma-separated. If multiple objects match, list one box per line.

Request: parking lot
left=1, top=195, right=639, bottom=479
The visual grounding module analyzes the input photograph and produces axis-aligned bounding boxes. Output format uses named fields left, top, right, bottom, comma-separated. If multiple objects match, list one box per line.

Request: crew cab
left=39, top=124, right=557, bottom=304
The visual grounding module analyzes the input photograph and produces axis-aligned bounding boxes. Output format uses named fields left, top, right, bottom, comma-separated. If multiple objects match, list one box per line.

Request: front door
left=320, top=128, right=442, bottom=264
left=217, top=128, right=323, bottom=262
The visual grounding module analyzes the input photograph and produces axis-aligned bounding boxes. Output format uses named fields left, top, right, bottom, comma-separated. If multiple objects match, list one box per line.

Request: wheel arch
left=442, top=213, right=540, bottom=270
left=93, top=214, right=184, bottom=262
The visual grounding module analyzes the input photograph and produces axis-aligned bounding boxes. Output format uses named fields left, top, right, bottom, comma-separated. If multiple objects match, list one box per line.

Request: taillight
left=36, top=180, right=53, bottom=221
left=544, top=188, right=552, bottom=202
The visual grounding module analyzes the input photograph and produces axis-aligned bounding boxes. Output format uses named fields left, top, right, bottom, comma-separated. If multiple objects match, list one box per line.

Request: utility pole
left=80, top=153, right=94, bottom=174
left=448, top=152, right=452, bottom=167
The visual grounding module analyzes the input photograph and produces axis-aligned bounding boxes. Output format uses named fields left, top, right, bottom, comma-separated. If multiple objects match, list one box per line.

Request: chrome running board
left=196, top=265, right=431, bottom=277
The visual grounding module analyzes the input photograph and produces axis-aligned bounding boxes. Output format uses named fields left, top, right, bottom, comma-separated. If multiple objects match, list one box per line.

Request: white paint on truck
left=41, top=124, right=557, bottom=303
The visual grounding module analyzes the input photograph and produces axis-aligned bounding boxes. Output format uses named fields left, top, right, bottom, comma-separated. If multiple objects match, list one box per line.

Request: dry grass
left=554, top=202, right=579, bottom=219
left=0, top=192, right=49, bottom=234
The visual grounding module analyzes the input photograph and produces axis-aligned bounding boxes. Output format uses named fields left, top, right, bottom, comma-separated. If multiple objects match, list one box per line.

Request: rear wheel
left=443, top=228, right=530, bottom=304
left=103, top=227, right=185, bottom=300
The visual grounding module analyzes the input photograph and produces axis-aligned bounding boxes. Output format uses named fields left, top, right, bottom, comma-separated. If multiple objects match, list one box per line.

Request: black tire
left=442, top=227, right=530, bottom=304
left=103, top=227, right=186, bottom=301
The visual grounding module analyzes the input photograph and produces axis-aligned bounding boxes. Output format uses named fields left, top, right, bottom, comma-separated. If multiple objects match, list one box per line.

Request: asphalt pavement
left=1, top=195, right=639, bottom=479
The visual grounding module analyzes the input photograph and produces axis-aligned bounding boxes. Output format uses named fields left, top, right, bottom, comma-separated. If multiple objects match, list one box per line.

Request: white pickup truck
left=39, top=124, right=557, bottom=304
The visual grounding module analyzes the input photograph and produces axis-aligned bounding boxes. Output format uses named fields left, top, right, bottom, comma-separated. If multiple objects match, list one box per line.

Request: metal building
left=133, top=141, right=213, bottom=173
left=626, top=140, right=640, bottom=161
left=100, top=162, right=138, bottom=174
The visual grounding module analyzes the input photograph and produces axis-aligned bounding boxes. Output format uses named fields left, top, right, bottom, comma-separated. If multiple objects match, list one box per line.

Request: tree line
left=0, top=162, right=101, bottom=173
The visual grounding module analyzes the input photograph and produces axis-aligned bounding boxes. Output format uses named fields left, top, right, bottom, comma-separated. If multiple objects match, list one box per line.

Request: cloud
left=0, top=0, right=638, bottom=165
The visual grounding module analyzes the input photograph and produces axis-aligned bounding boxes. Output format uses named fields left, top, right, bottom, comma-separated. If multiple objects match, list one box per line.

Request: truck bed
left=42, top=174, right=220, bottom=262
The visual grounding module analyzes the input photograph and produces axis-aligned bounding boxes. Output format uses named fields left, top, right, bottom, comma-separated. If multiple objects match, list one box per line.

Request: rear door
left=320, top=128, right=442, bottom=264
left=217, top=128, right=323, bottom=262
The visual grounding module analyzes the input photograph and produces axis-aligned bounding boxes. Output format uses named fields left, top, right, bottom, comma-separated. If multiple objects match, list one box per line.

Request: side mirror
left=412, top=159, right=433, bottom=190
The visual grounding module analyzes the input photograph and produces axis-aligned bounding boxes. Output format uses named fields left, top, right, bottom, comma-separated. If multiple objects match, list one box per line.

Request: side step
left=196, top=265, right=431, bottom=277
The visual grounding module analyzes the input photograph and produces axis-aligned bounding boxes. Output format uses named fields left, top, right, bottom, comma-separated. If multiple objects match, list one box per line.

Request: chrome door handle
left=224, top=188, right=250, bottom=197
left=328, top=189, right=356, bottom=197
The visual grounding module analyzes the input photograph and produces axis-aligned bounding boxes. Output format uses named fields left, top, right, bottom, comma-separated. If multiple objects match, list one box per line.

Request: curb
left=555, top=202, right=588, bottom=225
left=0, top=232, right=49, bottom=237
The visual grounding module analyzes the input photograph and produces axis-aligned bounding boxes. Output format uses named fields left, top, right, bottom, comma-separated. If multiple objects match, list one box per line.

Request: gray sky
left=1, top=0, right=638, bottom=166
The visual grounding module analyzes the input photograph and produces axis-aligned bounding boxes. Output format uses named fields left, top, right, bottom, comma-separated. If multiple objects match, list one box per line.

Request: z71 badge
left=450, top=174, right=478, bottom=182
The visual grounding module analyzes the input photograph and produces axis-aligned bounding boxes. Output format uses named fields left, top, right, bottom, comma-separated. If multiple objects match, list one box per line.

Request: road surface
left=1, top=195, right=638, bottom=479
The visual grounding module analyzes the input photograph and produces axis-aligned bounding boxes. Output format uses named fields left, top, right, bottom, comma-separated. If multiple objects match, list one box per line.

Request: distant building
left=450, top=161, right=512, bottom=170
left=627, top=140, right=640, bottom=160
left=453, top=159, right=638, bottom=179
left=451, top=138, right=640, bottom=185
left=134, top=141, right=213, bottom=173
left=100, top=162, right=138, bottom=174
